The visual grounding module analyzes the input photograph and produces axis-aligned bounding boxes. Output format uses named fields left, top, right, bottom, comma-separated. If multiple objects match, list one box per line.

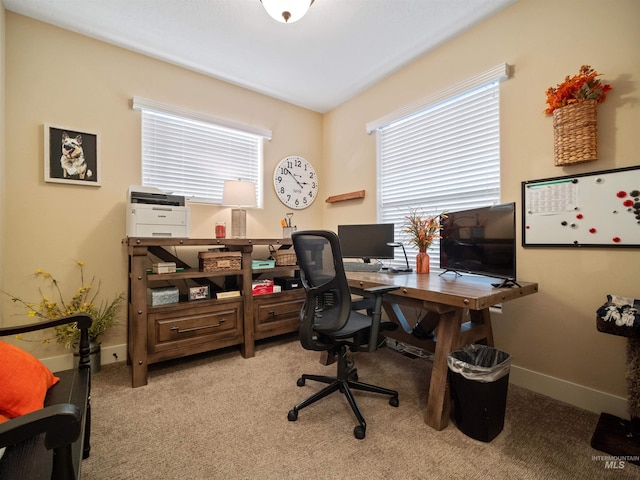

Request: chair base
left=287, top=346, right=399, bottom=439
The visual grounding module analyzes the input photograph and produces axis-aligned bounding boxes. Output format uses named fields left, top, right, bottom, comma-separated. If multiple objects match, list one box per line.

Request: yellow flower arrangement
left=402, top=209, right=447, bottom=252
left=1, top=261, right=124, bottom=349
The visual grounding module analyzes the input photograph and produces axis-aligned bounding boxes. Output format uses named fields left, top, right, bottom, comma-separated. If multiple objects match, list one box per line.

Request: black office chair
left=287, top=230, right=400, bottom=439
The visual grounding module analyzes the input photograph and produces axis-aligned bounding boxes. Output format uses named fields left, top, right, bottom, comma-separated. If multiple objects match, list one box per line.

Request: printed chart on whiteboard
left=521, top=165, right=640, bottom=247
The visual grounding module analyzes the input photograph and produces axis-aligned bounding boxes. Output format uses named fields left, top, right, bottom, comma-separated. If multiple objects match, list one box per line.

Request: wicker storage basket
left=198, top=251, right=242, bottom=272
left=269, top=245, right=297, bottom=266
left=553, top=100, right=598, bottom=166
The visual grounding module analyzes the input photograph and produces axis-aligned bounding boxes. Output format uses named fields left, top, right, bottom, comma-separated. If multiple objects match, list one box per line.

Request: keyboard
left=343, top=262, right=382, bottom=272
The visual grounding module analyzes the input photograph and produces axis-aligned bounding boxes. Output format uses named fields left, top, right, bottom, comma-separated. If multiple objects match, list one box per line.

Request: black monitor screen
left=439, top=202, right=516, bottom=280
left=338, top=224, right=395, bottom=261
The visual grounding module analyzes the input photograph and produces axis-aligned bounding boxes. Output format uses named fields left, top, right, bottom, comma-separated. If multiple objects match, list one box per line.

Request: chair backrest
left=292, top=230, right=353, bottom=351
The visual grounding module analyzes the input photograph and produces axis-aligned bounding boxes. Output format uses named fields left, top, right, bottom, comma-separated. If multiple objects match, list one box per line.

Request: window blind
left=132, top=98, right=269, bottom=205
left=375, top=81, right=502, bottom=269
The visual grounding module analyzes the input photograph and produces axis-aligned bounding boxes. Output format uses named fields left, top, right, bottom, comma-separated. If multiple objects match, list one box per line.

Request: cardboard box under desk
left=198, top=251, right=242, bottom=272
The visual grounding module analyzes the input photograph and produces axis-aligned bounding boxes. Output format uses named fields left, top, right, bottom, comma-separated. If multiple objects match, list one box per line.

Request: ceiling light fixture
left=260, top=0, right=314, bottom=24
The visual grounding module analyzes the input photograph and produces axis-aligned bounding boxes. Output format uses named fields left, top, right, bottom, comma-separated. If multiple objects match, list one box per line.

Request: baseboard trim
left=39, top=344, right=628, bottom=418
left=510, top=364, right=629, bottom=419
left=41, top=343, right=128, bottom=373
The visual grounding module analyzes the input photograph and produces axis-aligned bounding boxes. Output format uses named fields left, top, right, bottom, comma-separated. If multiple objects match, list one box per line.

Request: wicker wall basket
left=553, top=100, right=598, bottom=166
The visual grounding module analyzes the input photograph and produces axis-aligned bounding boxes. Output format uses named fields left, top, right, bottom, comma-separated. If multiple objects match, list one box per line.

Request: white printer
left=126, top=186, right=190, bottom=238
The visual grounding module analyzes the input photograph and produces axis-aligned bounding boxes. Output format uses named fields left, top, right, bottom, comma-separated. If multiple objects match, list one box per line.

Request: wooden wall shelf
left=325, top=190, right=365, bottom=203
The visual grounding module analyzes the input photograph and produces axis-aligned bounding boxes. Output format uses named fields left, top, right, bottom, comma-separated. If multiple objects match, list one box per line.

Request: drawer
left=133, top=206, right=188, bottom=226
left=149, top=302, right=242, bottom=353
left=135, top=224, right=189, bottom=238
left=254, top=292, right=305, bottom=337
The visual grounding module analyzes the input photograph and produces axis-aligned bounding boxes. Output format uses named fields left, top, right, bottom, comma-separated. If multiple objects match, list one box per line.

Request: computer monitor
left=337, top=223, right=395, bottom=262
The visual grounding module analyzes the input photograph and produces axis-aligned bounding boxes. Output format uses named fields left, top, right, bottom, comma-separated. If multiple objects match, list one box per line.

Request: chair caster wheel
left=296, top=378, right=305, bottom=387
left=288, top=409, right=298, bottom=421
left=354, top=425, right=366, bottom=439
left=389, top=396, right=399, bottom=408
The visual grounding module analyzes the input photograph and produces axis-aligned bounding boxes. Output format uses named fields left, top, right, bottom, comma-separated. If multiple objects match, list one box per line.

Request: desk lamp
left=386, top=242, right=413, bottom=273
left=222, top=179, right=256, bottom=238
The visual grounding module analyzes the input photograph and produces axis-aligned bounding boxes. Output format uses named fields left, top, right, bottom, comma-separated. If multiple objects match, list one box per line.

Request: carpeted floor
left=81, top=335, right=639, bottom=479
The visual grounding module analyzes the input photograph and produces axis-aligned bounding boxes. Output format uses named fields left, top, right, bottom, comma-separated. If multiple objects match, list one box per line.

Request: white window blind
left=375, top=79, right=502, bottom=270
left=132, top=97, right=270, bottom=205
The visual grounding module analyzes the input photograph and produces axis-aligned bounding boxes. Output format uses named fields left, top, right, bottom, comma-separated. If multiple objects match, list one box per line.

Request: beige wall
left=1, top=13, right=322, bottom=355
left=1, top=0, right=639, bottom=411
left=323, top=0, right=640, bottom=403
left=0, top=5, right=5, bottom=294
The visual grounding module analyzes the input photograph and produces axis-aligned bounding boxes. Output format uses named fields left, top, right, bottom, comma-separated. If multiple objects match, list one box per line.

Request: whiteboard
left=521, top=165, right=640, bottom=248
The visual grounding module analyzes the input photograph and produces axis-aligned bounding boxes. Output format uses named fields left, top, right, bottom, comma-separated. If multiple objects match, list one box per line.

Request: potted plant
left=402, top=209, right=446, bottom=274
left=1, top=261, right=124, bottom=372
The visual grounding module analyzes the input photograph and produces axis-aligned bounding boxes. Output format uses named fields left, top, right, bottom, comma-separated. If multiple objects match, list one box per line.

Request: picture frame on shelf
left=44, top=123, right=101, bottom=186
left=189, top=285, right=210, bottom=301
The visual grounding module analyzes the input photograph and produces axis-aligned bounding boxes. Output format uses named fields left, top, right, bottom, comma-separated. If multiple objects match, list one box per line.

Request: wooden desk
left=347, top=271, right=538, bottom=431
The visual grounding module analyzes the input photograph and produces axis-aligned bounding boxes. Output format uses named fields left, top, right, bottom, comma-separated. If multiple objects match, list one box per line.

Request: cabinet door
left=253, top=290, right=305, bottom=339
left=149, top=301, right=243, bottom=353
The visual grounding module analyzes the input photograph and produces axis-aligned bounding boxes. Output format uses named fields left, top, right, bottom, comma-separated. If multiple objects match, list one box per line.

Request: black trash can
left=447, top=344, right=511, bottom=442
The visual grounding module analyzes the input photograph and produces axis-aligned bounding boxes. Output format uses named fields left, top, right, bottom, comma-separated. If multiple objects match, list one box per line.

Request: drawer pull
left=170, top=319, right=226, bottom=334
left=268, top=310, right=300, bottom=318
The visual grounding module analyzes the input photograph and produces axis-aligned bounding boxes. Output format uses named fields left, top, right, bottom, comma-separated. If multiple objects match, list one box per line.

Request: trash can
left=447, top=344, right=511, bottom=442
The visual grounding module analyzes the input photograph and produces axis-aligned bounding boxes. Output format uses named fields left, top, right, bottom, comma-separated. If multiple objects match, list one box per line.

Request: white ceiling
left=3, top=0, right=517, bottom=113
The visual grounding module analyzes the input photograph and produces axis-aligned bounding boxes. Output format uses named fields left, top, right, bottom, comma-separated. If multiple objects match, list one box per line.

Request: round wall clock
left=273, top=155, right=318, bottom=209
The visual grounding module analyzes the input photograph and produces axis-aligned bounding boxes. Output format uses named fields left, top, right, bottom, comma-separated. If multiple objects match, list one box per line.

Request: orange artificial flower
left=544, top=65, right=612, bottom=115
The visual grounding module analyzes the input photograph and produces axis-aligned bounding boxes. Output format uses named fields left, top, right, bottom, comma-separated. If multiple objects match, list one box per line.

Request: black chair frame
left=0, top=313, right=92, bottom=480
left=287, top=230, right=400, bottom=439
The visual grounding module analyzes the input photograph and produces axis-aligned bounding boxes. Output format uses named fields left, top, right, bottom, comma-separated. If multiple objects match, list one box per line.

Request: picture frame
left=189, top=285, right=210, bottom=301
left=44, top=124, right=101, bottom=186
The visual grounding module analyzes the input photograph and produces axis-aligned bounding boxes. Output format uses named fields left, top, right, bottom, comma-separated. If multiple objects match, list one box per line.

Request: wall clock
left=273, top=155, right=318, bottom=209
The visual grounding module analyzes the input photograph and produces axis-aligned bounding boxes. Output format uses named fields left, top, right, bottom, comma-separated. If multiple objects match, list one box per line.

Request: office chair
left=287, top=230, right=400, bottom=439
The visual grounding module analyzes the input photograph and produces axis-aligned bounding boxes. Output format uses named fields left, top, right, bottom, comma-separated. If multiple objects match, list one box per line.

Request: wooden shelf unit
left=126, top=237, right=303, bottom=387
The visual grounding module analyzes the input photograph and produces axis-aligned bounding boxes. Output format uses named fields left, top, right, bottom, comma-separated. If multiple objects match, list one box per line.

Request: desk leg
left=469, top=309, right=494, bottom=346
left=424, top=308, right=462, bottom=430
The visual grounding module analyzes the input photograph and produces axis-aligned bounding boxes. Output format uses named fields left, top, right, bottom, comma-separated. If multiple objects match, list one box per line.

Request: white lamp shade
left=222, top=180, right=257, bottom=207
left=261, top=0, right=313, bottom=23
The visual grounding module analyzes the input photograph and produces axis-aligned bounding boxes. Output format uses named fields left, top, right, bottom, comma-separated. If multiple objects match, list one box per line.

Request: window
left=132, top=97, right=271, bottom=205
left=369, top=64, right=509, bottom=269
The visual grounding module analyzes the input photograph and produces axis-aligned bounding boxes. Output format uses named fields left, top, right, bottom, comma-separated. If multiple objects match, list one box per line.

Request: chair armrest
left=0, top=313, right=92, bottom=337
left=356, top=285, right=399, bottom=352
left=362, top=285, right=399, bottom=296
left=0, top=313, right=93, bottom=369
left=0, top=403, right=82, bottom=450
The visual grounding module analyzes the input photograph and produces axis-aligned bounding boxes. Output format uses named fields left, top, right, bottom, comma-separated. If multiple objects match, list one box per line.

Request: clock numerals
left=273, top=156, right=318, bottom=209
